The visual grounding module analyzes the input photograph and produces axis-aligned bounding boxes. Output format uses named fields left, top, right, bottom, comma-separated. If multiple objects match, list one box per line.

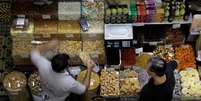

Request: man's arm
left=82, top=60, right=94, bottom=89
left=68, top=60, right=95, bottom=94
left=31, top=40, right=59, bottom=68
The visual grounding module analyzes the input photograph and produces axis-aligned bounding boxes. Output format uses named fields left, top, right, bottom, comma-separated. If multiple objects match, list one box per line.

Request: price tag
left=17, top=14, right=25, bottom=18
left=133, top=23, right=145, bottom=26
left=190, top=31, right=200, bottom=35
left=136, top=47, right=143, bottom=54
left=149, top=42, right=157, bottom=46
left=172, top=23, right=181, bottom=29
left=122, top=41, right=130, bottom=47
left=42, top=15, right=51, bottom=19
left=16, top=18, right=25, bottom=26
left=65, top=34, right=74, bottom=38
left=87, top=0, right=94, bottom=2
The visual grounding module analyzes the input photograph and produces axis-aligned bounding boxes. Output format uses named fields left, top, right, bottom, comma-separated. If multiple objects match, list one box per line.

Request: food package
left=119, top=70, right=140, bottom=95
left=180, top=68, right=201, bottom=97
left=11, top=19, right=34, bottom=37
left=100, top=69, right=119, bottom=96
left=83, top=40, right=105, bottom=64
left=34, top=20, right=58, bottom=34
left=3, top=71, right=27, bottom=91
left=82, top=1, right=104, bottom=20
left=81, top=20, right=104, bottom=34
left=58, top=20, right=80, bottom=34
left=153, top=45, right=175, bottom=62
left=175, top=45, right=196, bottom=71
left=58, top=2, right=81, bottom=20
left=59, top=41, right=81, bottom=55
left=190, top=15, right=201, bottom=33
left=28, top=72, right=42, bottom=96
left=3, top=71, right=30, bottom=101
left=121, top=48, right=136, bottom=67
left=136, top=53, right=152, bottom=69
left=77, top=70, right=100, bottom=91
left=173, top=70, right=182, bottom=98
left=12, top=38, right=34, bottom=58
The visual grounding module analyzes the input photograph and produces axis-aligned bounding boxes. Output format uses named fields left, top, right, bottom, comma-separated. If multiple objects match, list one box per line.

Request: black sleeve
left=167, top=60, right=177, bottom=70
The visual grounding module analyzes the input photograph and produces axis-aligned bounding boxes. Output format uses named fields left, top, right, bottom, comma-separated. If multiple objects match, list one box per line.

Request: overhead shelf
left=105, top=20, right=192, bottom=26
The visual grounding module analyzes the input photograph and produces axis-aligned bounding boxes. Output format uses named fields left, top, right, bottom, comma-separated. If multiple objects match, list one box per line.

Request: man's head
left=51, top=54, right=70, bottom=73
left=147, top=57, right=166, bottom=77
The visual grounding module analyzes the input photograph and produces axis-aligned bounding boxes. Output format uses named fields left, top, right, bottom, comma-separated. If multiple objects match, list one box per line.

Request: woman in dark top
left=139, top=57, right=177, bottom=101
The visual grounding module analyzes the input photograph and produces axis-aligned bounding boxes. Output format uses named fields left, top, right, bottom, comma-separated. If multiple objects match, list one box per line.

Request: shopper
left=139, top=57, right=177, bottom=101
left=31, top=40, right=95, bottom=101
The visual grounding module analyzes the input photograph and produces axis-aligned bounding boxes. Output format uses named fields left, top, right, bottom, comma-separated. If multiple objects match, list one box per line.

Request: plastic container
left=3, top=71, right=30, bottom=101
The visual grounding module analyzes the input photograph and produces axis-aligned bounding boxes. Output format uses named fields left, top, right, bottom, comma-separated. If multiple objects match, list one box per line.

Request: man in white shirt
left=31, top=40, right=94, bottom=101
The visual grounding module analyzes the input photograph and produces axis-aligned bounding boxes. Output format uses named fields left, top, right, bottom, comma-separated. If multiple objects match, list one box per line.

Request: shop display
left=100, top=69, right=119, bottom=96
left=120, top=70, right=140, bottom=96
left=175, top=45, right=196, bottom=71
left=82, top=1, right=104, bottom=20
left=58, top=20, right=80, bottom=34
left=28, top=72, right=42, bottom=96
left=180, top=68, right=201, bottom=97
left=3, top=71, right=27, bottom=90
left=77, top=70, right=100, bottom=91
left=83, top=40, right=105, bottom=64
left=12, top=38, right=34, bottom=58
left=34, top=20, right=58, bottom=34
left=136, top=53, right=152, bottom=69
left=59, top=41, right=81, bottom=55
left=153, top=45, right=175, bottom=62
left=105, top=5, right=129, bottom=24
left=58, top=2, right=81, bottom=20
left=165, top=29, right=185, bottom=45
left=79, top=51, right=91, bottom=66
left=121, top=48, right=136, bottom=66
left=11, top=19, right=34, bottom=36
left=3, top=71, right=30, bottom=101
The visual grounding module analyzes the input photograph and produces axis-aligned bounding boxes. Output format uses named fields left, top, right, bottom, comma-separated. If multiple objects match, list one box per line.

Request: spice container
left=100, top=69, right=120, bottom=96
left=82, top=1, right=104, bottom=20
left=28, top=72, right=43, bottom=101
left=3, top=71, right=30, bottom=101
left=175, top=45, right=196, bottom=71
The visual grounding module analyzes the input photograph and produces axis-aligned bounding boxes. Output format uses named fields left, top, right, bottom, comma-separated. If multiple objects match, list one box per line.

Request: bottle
left=111, top=7, right=117, bottom=24
left=105, top=8, right=111, bottom=24
left=122, top=5, right=129, bottom=23
left=117, top=6, right=123, bottom=23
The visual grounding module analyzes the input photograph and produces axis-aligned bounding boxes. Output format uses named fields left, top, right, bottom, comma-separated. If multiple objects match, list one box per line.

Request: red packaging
left=121, top=48, right=136, bottom=67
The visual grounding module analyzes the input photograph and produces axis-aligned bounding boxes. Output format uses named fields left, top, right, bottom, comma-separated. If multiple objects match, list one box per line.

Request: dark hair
left=149, top=57, right=166, bottom=77
left=51, top=54, right=70, bottom=73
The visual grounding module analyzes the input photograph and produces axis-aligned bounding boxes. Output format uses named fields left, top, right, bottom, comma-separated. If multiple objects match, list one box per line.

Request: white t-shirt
left=31, top=50, right=86, bottom=101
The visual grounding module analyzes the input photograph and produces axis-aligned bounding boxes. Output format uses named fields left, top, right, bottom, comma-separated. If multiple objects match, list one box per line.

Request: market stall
left=0, top=0, right=201, bottom=101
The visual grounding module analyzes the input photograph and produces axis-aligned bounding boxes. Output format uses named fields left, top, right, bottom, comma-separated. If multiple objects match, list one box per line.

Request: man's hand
left=36, top=39, right=59, bottom=54
left=87, top=60, right=95, bottom=70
